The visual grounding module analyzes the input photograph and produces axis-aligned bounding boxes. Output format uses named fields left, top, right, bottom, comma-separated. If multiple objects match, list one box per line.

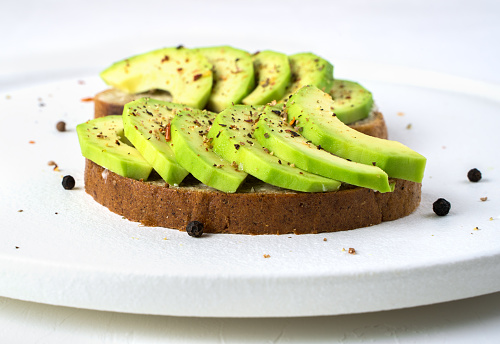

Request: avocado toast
left=78, top=45, right=425, bottom=234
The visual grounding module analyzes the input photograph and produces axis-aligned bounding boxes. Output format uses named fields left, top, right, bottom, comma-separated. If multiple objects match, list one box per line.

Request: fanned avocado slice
left=171, top=110, right=248, bottom=193
left=100, top=47, right=213, bottom=109
left=286, top=85, right=426, bottom=183
left=206, top=105, right=341, bottom=193
left=242, top=50, right=291, bottom=105
left=281, top=52, right=334, bottom=101
left=122, top=98, right=196, bottom=186
left=254, top=106, right=393, bottom=192
left=329, top=79, right=374, bottom=124
left=197, top=46, right=255, bottom=112
left=76, top=116, right=152, bottom=180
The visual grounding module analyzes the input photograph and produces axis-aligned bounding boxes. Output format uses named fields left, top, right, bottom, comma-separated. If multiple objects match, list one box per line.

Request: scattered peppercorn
left=56, top=121, right=66, bottom=132
left=348, top=248, right=356, bottom=254
left=433, top=198, right=451, bottom=216
left=62, top=175, right=75, bottom=190
left=186, top=221, right=204, bottom=237
left=467, top=168, right=482, bottom=182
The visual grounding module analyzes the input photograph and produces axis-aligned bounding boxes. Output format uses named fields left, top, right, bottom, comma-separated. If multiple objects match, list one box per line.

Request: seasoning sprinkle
left=165, top=122, right=171, bottom=142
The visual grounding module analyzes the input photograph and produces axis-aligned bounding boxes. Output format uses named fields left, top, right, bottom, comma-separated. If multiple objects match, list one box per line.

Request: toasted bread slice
left=93, top=88, right=388, bottom=139
left=85, top=159, right=421, bottom=235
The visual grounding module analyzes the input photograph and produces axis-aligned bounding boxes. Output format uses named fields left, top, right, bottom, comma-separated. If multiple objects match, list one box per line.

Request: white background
left=1, top=0, right=500, bottom=342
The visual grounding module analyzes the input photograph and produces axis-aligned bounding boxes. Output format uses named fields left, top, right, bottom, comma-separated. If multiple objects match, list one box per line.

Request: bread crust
left=85, top=159, right=421, bottom=235
left=94, top=89, right=173, bottom=118
left=93, top=89, right=388, bottom=139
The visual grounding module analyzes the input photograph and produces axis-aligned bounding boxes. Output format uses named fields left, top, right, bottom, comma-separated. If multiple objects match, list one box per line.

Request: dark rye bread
left=93, top=88, right=389, bottom=139
left=85, top=159, right=421, bottom=235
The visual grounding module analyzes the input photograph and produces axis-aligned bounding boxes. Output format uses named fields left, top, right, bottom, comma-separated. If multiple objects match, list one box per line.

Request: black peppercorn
left=62, top=175, right=75, bottom=190
left=433, top=198, right=451, bottom=216
left=467, top=168, right=482, bottom=182
left=186, top=221, right=204, bottom=237
left=56, top=121, right=66, bottom=132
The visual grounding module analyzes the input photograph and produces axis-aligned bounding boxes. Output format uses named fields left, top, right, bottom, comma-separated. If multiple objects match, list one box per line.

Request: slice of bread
left=93, top=88, right=388, bottom=139
left=85, top=159, right=421, bottom=235
left=85, top=88, right=419, bottom=234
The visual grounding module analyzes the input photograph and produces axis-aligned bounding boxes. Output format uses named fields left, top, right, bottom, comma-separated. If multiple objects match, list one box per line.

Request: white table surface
left=1, top=0, right=500, bottom=342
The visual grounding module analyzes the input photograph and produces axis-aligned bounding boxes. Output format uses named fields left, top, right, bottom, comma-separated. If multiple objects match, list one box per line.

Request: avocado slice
left=242, top=50, right=291, bottom=105
left=76, top=116, right=152, bottom=180
left=254, top=106, right=393, bottom=192
left=281, top=52, right=334, bottom=101
left=206, top=105, right=341, bottom=193
left=286, top=85, right=426, bottom=183
left=122, top=98, right=193, bottom=186
left=197, top=46, right=255, bottom=112
left=100, top=47, right=213, bottom=109
left=171, top=110, right=248, bottom=193
left=329, top=79, right=374, bottom=124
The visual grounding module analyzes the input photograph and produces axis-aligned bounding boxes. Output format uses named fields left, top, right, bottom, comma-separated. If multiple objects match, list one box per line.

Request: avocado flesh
left=76, top=116, right=152, bottom=180
left=329, top=79, right=374, bottom=124
left=254, top=106, right=393, bottom=192
left=206, top=105, right=341, bottom=193
left=122, top=98, right=193, bottom=186
left=171, top=110, right=248, bottom=193
left=281, top=52, right=334, bottom=101
left=100, top=47, right=213, bottom=109
left=286, top=85, right=426, bottom=183
left=197, top=46, right=255, bottom=112
left=242, top=50, right=291, bottom=105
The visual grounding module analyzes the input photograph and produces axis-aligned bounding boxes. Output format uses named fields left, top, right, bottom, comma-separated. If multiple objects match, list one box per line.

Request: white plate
left=0, top=68, right=499, bottom=317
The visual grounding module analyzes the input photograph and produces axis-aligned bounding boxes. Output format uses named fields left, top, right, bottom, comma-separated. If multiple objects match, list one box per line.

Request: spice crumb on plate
left=480, top=197, right=488, bottom=202
left=48, top=161, right=59, bottom=171
left=263, top=254, right=271, bottom=258
left=348, top=248, right=356, bottom=254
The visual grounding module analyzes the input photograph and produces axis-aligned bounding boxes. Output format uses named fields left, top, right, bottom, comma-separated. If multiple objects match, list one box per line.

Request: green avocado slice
left=197, top=46, right=255, bottom=112
left=100, top=47, right=213, bottom=109
left=281, top=52, right=334, bottom=101
left=171, top=110, right=248, bottom=193
left=286, top=85, right=426, bottom=183
left=242, top=50, right=291, bottom=105
left=329, top=79, right=374, bottom=124
left=76, top=116, right=152, bottom=180
left=206, top=105, right=341, bottom=193
left=122, top=98, right=194, bottom=186
left=254, top=106, right=393, bottom=192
